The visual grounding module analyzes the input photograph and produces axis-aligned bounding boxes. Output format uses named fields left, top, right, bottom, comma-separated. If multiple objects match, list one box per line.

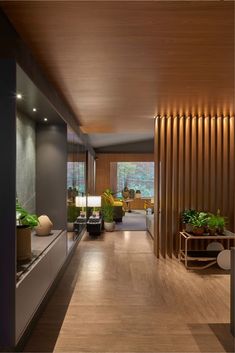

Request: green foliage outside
left=116, top=162, right=154, bottom=197
left=67, top=161, right=85, bottom=193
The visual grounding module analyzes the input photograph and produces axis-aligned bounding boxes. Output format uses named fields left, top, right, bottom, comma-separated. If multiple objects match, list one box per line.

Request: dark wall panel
left=36, top=124, right=67, bottom=229
left=0, top=59, right=16, bottom=349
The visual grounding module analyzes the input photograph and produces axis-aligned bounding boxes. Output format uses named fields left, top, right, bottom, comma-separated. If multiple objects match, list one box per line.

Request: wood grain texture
left=154, top=116, right=235, bottom=257
left=160, top=117, right=167, bottom=258
left=229, top=117, right=235, bottom=231
left=95, top=153, right=154, bottom=195
left=22, top=230, right=233, bottom=353
left=1, top=1, right=234, bottom=135
left=166, top=118, right=173, bottom=257
left=172, top=117, right=179, bottom=254
left=154, top=118, right=160, bottom=258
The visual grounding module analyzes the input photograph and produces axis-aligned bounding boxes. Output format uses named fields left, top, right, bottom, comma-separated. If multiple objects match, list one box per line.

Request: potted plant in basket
left=16, top=201, right=38, bottom=261
left=181, top=209, right=198, bottom=233
left=102, top=203, right=115, bottom=232
left=190, top=212, right=209, bottom=235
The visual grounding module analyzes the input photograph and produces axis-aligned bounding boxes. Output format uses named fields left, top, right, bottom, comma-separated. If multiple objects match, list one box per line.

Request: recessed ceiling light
left=44, top=118, right=48, bottom=122
left=33, top=108, right=37, bottom=112
left=16, top=93, right=22, bottom=100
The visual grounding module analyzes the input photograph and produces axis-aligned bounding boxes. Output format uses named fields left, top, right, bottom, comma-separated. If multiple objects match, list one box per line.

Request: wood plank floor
left=24, top=231, right=234, bottom=352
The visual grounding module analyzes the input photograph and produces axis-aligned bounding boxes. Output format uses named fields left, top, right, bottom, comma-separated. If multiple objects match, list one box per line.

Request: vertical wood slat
left=197, top=117, right=204, bottom=211
left=216, top=117, right=223, bottom=211
left=154, top=118, right=160, bottom=258
left=204, top=117, right=210, bottom=211
left=178, top=117, right=185, bottom=214
left=172, top=117, right=179, bottom=255
left=154, top=115, right=235, bottom=258
left=210, top=117, right=216, bottom=213
left=184, top=117, right=191, bottom=209
left=222, top=117, right=229, bottom=216
left=229, top=117, right=235, bottom=231
left=160, top=117, right=167, bottom=258
left=166, top=118, right=173, bottom=257
left=191, top=117, right=197, bottom=210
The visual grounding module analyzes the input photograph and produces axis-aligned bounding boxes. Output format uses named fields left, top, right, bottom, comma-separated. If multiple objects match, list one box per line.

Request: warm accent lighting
left=75, top=196, right=86, bottom=208
left=87, top=196, right=101, bottom=208
left=16, top=93, right=22, bottom=99
left=44, top=118, right=48, bottom=122
left=33, top=108, right=37, bottom=112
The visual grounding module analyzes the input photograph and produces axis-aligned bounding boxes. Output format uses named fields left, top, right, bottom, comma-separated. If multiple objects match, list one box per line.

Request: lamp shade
left=87, top=196, right=101, bottom=207
left=75, top=196, right=86, bottom=207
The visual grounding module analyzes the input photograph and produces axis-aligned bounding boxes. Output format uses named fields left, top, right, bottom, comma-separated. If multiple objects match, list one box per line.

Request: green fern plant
left=16, top=201, right=38, bottom=228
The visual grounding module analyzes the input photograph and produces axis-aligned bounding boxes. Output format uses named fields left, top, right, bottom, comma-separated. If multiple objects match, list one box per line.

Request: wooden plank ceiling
left=1, top=1, right=234, bottom=142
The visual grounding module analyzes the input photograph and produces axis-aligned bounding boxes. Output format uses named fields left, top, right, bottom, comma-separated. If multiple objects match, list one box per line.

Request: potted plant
left=190, top=212, right=209, bottom=235
left=181, top=209, right=198, bottom=233
left=16, top=201, right=38, bottom=261
left=208, top=210, right=226, bottom=235
left=67, top=205, right=80, bottom=231
left=207, top=214, right=218, bottom=235
left=216, top=212, right=226, bottom=235
left=102, top=203, right=115, bottom=232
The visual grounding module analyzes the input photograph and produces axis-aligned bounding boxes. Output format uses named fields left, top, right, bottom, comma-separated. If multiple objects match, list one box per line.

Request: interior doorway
left=110, top=161, right=154, bottom=232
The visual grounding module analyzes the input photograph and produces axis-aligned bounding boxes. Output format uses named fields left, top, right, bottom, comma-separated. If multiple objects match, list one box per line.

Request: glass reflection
left=67, top=127, right=86, bottom=251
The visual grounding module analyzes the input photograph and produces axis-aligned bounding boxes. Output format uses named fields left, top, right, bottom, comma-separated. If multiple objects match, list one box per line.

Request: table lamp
left=87, top=196, right=101, bottom=217
left=75, top=196, right=87, bottom=217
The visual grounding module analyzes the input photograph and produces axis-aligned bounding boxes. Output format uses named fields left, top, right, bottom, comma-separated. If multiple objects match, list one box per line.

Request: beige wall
left=154, top=116, right=235, bottom=258
left=95, top=153, right=154, bottom=195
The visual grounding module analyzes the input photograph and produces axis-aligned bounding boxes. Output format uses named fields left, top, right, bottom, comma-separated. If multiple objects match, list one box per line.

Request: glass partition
left=67, top=127, right=87, bottom=251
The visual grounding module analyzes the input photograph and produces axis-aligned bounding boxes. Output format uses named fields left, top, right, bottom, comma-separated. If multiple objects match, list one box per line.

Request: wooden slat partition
left=154, top=116, right=235, bottom=258
left=154, top=118, right=160, bottom=258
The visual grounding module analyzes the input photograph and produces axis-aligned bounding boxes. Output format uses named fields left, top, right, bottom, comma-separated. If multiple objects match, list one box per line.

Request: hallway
left=24, top=231, right=233, bottom=353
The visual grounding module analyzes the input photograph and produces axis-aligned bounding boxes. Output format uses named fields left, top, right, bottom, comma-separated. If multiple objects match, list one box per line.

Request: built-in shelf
left=16, top=230, right=67, bottom=342
left=17, top=230, right=64, bottom=283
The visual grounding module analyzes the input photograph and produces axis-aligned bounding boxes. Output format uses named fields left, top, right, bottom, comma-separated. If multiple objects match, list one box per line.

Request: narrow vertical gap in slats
left=172, top=117, right=179, bottom=256
left=178, top=117, right=185, bottom=215
left=191, top=117, right=198, bottom=210
left=216, top=117, right=223, bottom=211
left=210, top=117, right=216, bottom=213
left=222, top=117, right=229, bottom=217
left=166, top=117, right=173, bottom=257
left=197, top=117, right=204, bottom=210
left=229, top=117, right=235, bottom=231
left=154, top=117, right=160, bottom=258
left=160, top=117, right=167, bottom=258
left=204, top=117, right=210, bottom=211
left=185, top=117, right=191, bottom=209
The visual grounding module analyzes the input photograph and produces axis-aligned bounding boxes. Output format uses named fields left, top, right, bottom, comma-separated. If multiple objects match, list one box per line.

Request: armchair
left=102, top=189, right=125, bottom=222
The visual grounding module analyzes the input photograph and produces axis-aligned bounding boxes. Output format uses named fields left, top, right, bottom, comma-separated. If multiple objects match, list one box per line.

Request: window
left=114, top=162, right=154, bottom=197
left=67, top=161, right=85, bottom=194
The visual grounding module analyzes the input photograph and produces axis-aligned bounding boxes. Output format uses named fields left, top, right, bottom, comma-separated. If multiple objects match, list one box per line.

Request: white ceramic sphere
left=207, top=242, right=224, bottom=251
left=217, top=250, right=231, bottom=270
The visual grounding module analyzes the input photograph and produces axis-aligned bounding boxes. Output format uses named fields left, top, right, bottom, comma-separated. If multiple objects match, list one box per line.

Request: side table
left=87, top=216, right=102, bottom=236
